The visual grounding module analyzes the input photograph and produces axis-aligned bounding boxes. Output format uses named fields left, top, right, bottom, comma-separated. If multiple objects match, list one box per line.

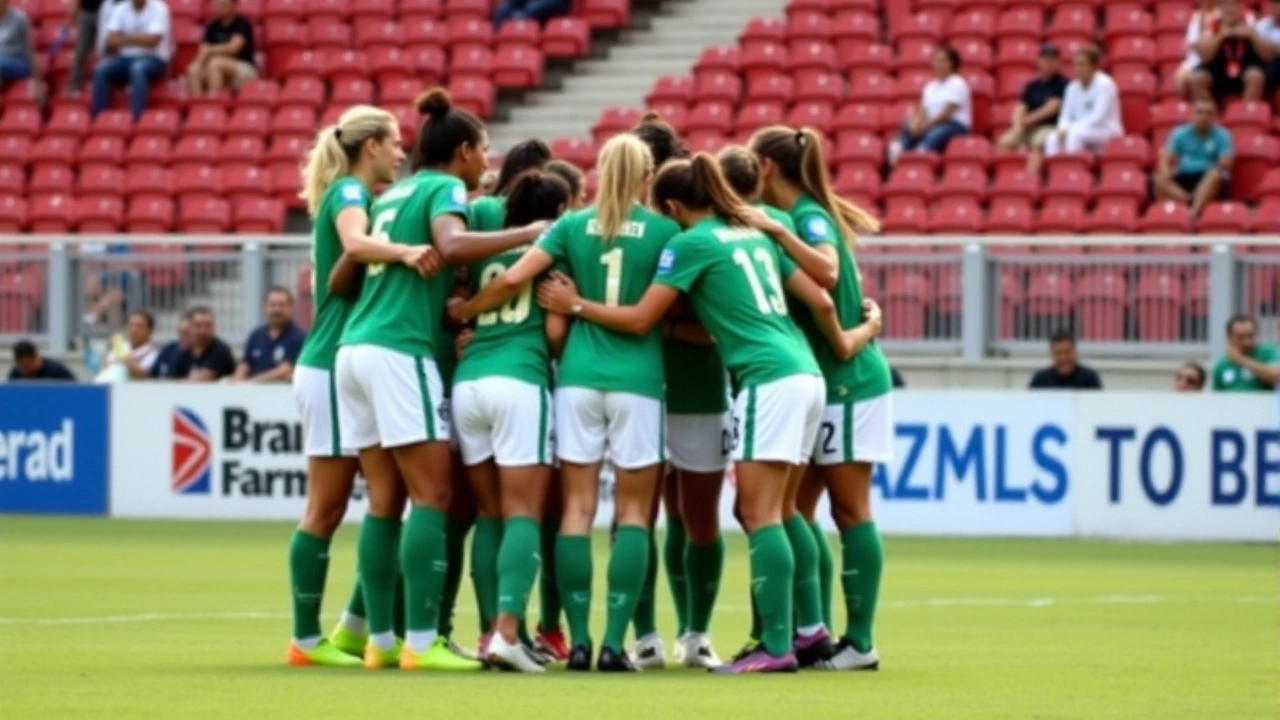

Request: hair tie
left=794, top=131, right=806, bottom=147
left=334, top=127, right=343, bottom=141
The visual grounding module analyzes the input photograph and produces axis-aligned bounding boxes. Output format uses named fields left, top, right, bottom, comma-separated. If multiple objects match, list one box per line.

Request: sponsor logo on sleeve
left=805, top=216, right=831, bottom=240
left=657, top=248, right=677, bottom=274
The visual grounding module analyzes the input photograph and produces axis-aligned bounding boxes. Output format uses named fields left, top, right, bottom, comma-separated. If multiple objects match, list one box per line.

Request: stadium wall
left=1, top=385, right=1276, bottom=542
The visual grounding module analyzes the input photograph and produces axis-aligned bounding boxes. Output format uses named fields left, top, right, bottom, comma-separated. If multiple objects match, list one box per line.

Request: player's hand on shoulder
left=740, top=205, right=783, bottom=236
left=537, top=271, right=579, bottom=315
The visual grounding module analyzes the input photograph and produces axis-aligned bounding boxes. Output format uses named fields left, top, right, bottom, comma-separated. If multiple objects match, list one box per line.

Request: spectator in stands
left=898, top=45, right=970, bottom=154
left=232, top=287, right=305, bottom=383
left=8, top=340, right=76, bottom=382
left=494, top=0, right=569, bottom=26
left=1255, top=0, right=1280, bottom=91
left=170, top=306, right=236, bottom=381
left=1190, top=0, right=1273, bottom=103
left=1173, top=362, right=1207, bottom=391
left=998, top=43, right=1067, bottom=175
left=102, top=309, right=159, bottom=379
left=91, top=0, right=171, bottom=120
left=1177, top=0, right=1223, bottom=97
left=185, top=0, right=256, bottom=95
left=0, top=0, right=38, bottom=94
left=1045, top=46, right=1123, bottom=158
left=150, top=314, right=190, bottom=378
left=1213, top=314, right=1278, bottom=391
left=1154, top=100, right=1233, bottom=219
left=1028, top=330, right=1103, bottom=390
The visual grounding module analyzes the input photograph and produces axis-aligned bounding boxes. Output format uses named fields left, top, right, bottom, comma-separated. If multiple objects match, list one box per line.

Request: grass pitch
left=0, top=517, right=1273, bottom=719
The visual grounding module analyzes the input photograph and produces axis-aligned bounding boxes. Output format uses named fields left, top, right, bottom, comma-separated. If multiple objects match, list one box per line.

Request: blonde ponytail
left=594, top=133, right=653, bottom=240
left=299, top=104, right=397, bottom=217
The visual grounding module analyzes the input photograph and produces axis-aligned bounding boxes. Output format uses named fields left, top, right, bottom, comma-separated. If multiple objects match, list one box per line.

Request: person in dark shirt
left=1029, top=330, right=1103, bottom=390
left=998, top=43, right=1068, bottom=175
left=233, top=287, right=306, bottom=382
left=8, top=340, right=77, bottom=381
left=185, top=0, right=256, bottom=95
left=150, top=315, right=191, bottom=378
left=494, top=0, right=569, bottom=26
left=170, top=307, right=236, bottom=381
left=1190, top=0, right=1273, bottom=102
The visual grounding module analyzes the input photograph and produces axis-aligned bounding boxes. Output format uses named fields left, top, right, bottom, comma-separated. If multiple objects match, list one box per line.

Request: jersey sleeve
left=429, top=178, right=470, bottom=222
left=653, top=234, right=708, bottom=293
left=796, top=212, right=839, bottom=248
left=535, top=215, right=569, bottom=265
left=776, top=244, right=800, bottom=281
left=334, top=179, right=369, bottom=212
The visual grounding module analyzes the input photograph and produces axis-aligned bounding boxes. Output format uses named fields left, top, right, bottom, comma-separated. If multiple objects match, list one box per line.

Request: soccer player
left=453, top=134, right=675, bottom=672
left=286, top=105, right=433, bottom=668
left=535, top=153, right=872, bottom=673
left=545, top=159, right=587, bottom=209
left=630, top=113, right=726, bottom=669
left=333, top=89, right=545, bottom=672
left=751, top=126, right=891, bottom=671
left=452, top=171, right=573, bottom=672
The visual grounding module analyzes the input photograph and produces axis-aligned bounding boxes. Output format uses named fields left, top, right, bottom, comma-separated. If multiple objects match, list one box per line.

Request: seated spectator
left=998, top=43, right=1067, bottom=175
left=8, top=340, right=77, bottom=381
left=232, top=287, right=306, bottom=383
left=1178, top=0, right=1222, bottom=97
left=1214, top=314, right=1278, bottom=391
left=1191, top=0, right=1273, bottom=103
left=108, top=310, right=159, bottom=379
left=1045, top=46, right=1123, bottom=157
left=150, top=315, right=190, bottom=378
left=898, top=46, right=970, bottom=154
left=91, top=0, right=171, bottom=120
left=185, top=0, right=255, bottom=95
left=1173, top=362, right=1207, bottom=391
left=1029, top=330, right=1103, bottom=389
left=0, top=0, right=38, bottom=94
left=494, top=0, right=569, bottom=26
left=1154, top=100, right=1233, bottom=218
left=170, top=306, right=236, bottom=381
left=1255, top=0, right=1280, bottom=92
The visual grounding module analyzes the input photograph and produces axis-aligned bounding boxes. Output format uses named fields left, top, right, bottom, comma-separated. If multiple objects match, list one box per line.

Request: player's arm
left=430, top=214, right=548, bottom=265
left=1227, top=346, right=1280, bottom=386
left=336, top=206, right=436, bottom=275
left=537, top=272, right=680, bottom=336
left=742, top=206, right=838, bottom=288
left=544, top=312, right=569, bottom=358
left=327, top=252, right=365, bottom=298
left=452, top=247, right=555, bottom=319
left=783, top=269, right=879, bottom=361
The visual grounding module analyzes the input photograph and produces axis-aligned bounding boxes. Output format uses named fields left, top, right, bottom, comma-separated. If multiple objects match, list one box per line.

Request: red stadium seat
left=0, top=195, right=27, bottom=233
left=1101, top=135, right=1152, bottom=171
left=785, top=102, right=835, bottom=133
left=450, top=45, right=494, bottom=79
left=832, top=104, right=882, bottom=141
left=741, top=15, right=787, bottom=49
left=984, top=198, right=1033, bottom=234
left=400, top=0, right=441, bottom=19
left=221, top=136, right=265, bottom=165
left=89, top=109, right=133, bottom=139
left=1044, top=152, right=1095, bottom=176
left=174, top=166, right=223, bottom=203
left=234, top=198, right=286, bottom=233
left=740, top=43, right=790, bottom=82
left=227, top=106, right=273, bottom=139
left=1148, top=99, right=1192, bottom=147
left=29, top=165, right=74, bottom=194
left=78, top=164, right=125, bottom=200
left=1095, top=166, right=1147, bottom=206
left=882, top=166, right=934, bottom=205
left=793, top=72, right=842, bottom=107
left=896, top=150, right=941, bottom=175
left=848, top=72, right=895, bottom=103
left=786, top=12, right=830, bottom=43
left=1231, top=135, right=1280, bottom=201
left=125, top=166, right=174, bottom=199
left=0, top=136, right=32, bottom=168
left=1075, top=272, right=1128, bottom=341
left=278, top=76, right=325, bottom=110
left=307, top=19, right=352, bottom=49
left=1223, top=100, right=1273, bottom=133
left=0, top=165, right=25, bottom=195
left=45, top=106, right=90, bottom=140
left=943, top=135, right=991, bottom=171
left=496, top=18, right=540, bottom=50
left=78, top=136, right=125, bottom=166
left=881, top=270, right=929, bottom=338
left=694, top=45, right=740, bottom=79
left=30, top=136, right=77, bottom=166
left=694, top=71, right=742, bottom=104
left=443, top=0, right=488, bottom=21
left=789, top=41, right=838, bottom=78
left=443, top=17, right=492, bottom=49
left=833, top=164, right=881, bottom=203
left=592, top=106, right=643, bottom=144
left=134, top=108, right=180, bottom=138
left=687, top=102, right=734, bottom=135
left=882, top=201, right=929, bottom=234
left=647, top=103, right=687, bottom=132
left=893, top=11, right=946, bottom=42
left=264, top=0, right=307, bottom=21
left=540, top=17, right=590, bottom=58
left=353, top=18, right=398, bottom=48
left=179, top=197, right=232, bottom=233
left=1109, top=36, right=1156, bottom=76
left=1046, top=3, right=1095, bottom=45
left=75, top=196, right=124, bottom=232
left=786, top=0, right=831, bottom=18
left=1085, top=201, right=1139, bottom=233
left=745, top=75, right=795, bottom=105
left=125, top=136, right=173, bottom=168
left=184, top=105, right=228, bottom=136
left=954, top=39, right=993, bottom=72
left=1037, top=201, right=1085, bottom=234
left=833, top=133, right=884, bottom=167
left=1113, top=69, right=1156, bottom=134
left=350, top=0, right=395, bottom=18
left=995, top=37, right=1039, bottom=78
left=1024, top=270, right=1073, bottom=329
left=1257, top=169, right=1280, bottom=201
left=272, top=105, right=317, bottom=140
left=125, top=197, right=175, bottom=232
left=930, top=200, right=982, bottom=234
left=895, top=39, right=939, bottom=72
left=1134, top=271, right=1184, bottom=341
left=646, top=75, right=694, bottom=106
left=331, top=77, right=375, bottom=105
left=838, top=43, right=892, bottom=75
left=735, top=103, right=785, bottom=134
left=1141, top=201, right=1192, bottom=233
left=995, top=9, right=1043, bottom=43
left=580, top=0, right=629, bottom=29
left=28, top=193, right=74, bottom=233
left=448, top=76, right=495, bottom=117
left=1103, top=5, right=1153, bottom=43
left=1196, top=202, right=1253, bottom=234
left=550, top=137, right=595, bottom=169
left=950, top=8, right=996, bottom=43
left=223, top=164, right=269, bottom=204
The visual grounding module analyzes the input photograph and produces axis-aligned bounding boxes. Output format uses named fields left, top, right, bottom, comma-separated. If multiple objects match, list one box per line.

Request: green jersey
left=1212, top=345, right=1278, bottom=391
left=758, top=202, right=797, bottom=235
left=663, top=339, right=728, bottom=414
left=340, top=170, right=468, bottom=357
left=655, top=216, right=818, bottom=390
left=468, top=195, right=507, bottom=232
left=455, top=246, right=550, bottom=388
left=536, top=204, right=679, bottom=399
left=298, top=176, right=369, bottom=370
left=788, top=194, right=892, bottom=403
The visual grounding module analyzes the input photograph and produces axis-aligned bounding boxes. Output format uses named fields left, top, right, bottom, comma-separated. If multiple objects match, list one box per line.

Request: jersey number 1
left=733, top=248, right=786, bottom=316
left=600, top=247, right=623, bottom=306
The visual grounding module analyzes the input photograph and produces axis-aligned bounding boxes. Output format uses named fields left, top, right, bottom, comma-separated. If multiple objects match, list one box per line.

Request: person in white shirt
left=899, top=45, right=970, bottom=153
left=1255, top=0, right=1280, bottom=90
left=1044, top=46, right=1123, bottom=157
left=90, top=0, right=170, bottom=119
left=99, top=310, right=160, bottom=381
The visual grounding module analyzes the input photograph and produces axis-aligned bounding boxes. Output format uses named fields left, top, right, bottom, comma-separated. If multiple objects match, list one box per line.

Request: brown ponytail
left=411, top=87, right=485, bottom=171
left=652, top=152, right=751, bottom=226
left=716, top=145, right=762, bottom=200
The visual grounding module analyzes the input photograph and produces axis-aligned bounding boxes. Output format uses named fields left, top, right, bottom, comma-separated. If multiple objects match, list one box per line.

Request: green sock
left=400, top=505, right=448, bottom=633
left=344, top=574, right=365, bottom=620
left=556, top=534, right=593, bottom=647
left=840, top=521, right=884, bottom=653
left=538, top=514, right=562, bottom=632
left=356, top=514, right=401, bottom=636
left=663, top=518, right=689, bottom=636
left=811, top=520, right=834, bottom=630
left=784, top=514, right=824, bottom=631
left=288, top=529, right=330, bottom=641
left=684, top=534, right=724, bottom=635
left=392, top=573, right=406, bottom=638
left=605, top=525, right=651, bottom=653
left=631, top=532, right=658, bottom=639
left=497, top=516, right=541, bottom=618
left=748, top=524, right=794, bottom=657
left=748, top=587, right=762, bottom=642
left=437, top=516, right=472, bottom=638
left=471, top=516, right=502, bottom=634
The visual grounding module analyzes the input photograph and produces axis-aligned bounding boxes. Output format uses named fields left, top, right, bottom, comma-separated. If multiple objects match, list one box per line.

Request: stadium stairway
left=488, top=0, right=788, bottom=150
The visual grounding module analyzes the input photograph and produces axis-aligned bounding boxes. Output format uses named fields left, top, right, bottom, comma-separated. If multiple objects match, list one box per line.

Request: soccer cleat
left=447, top=637, right=478, bottom=661
left=794, top=628, right=838, bottom=668
left=567, top=643, right=593, bottom=671
left=487, top=634, right=547, bottom=673
left=817, top=639, right=880, bottom=671
left=362, top=640, right=403, bottom=670
left=671, top=633, right=687, bottom=664
left=597, top=646, right=639, bottom=672
left=400, top=637, right=486, bottom=672
left=534, top=626, right=570, bottom=661
left=631, top=634, right=665, bottom=669
left=287, top=638, right=364, bottom=668
left=475, top=633, right=491, bottom=662
left=711, top=648, right=799, bottom=674
left=524, top=643, right=554, bottom=666
left=731, top=639, right=760, bottom=663
left=329, top=624, right=368, bottom=657
left=680, top=633, right=722, bottom=669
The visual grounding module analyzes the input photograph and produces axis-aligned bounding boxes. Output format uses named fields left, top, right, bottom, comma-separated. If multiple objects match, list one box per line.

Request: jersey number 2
left=732, top=248, right=786, bottom=316
left=476, top=262, right=532, bottom=326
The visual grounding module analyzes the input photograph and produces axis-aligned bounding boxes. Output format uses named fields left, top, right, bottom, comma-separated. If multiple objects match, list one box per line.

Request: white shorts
left=335, top=344, right=451, bottom=450
left=732, top=374, right=826, bottom=464
left=555, top=386, right=663, bottom=470
left=293, top=365, right=356, bottom=458
left=453, top=377, right=554, bottom=467
left=667, top=413, right=731, bottom=473
left=812, top=393, right=894, bottom=466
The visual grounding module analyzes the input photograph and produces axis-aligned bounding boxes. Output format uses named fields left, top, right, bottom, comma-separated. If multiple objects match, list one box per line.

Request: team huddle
left=284, top=87, right=893, bottom=675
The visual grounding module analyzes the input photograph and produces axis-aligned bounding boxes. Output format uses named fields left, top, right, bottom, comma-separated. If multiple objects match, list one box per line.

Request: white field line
left=0, top=595, right=1271, bottom=626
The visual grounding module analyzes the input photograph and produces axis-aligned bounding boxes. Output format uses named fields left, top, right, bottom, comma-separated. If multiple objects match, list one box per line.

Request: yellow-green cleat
left=286, top=638, right=364, bottom=668
left=400, top=637, right=486, bottom=672
left=329, top=624, right=368, bottom=658
left=363, top=639, right=403, bottom=670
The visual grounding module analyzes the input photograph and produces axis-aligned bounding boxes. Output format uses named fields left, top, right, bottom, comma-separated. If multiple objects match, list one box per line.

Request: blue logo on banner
left=0, top=385, right=109, bottom=515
